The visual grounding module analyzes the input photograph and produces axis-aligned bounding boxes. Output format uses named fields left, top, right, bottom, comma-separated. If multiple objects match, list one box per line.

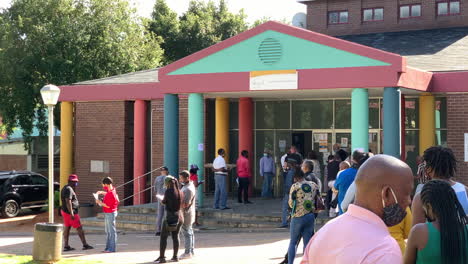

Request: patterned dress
left=288, top=180, right=319, bottom=218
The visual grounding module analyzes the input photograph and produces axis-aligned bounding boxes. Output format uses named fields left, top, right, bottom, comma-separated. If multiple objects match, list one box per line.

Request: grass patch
left=0, top=254, right=105, bottom=264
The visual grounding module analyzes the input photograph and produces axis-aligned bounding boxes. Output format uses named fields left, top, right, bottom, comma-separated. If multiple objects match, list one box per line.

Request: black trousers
left=238, top=177, right=249, bottom=202
left=159, top=221, right=182, bottom=258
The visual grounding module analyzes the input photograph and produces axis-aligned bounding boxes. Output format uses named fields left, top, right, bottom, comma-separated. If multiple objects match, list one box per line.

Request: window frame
left=362, top=7, right=384, bottom=22
left=399, top=4, right=422, bottom=19
left=328, top=10, right=350, bottom=25
left=436, top=0, right=461, bottom=16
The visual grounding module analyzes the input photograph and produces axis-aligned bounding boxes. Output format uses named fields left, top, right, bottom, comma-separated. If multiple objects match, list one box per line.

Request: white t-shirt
left=213, top=155, right=227, bottom=175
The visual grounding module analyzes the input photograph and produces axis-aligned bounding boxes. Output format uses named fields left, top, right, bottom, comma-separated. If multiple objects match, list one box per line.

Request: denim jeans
left=181, top=222, right=195, bottom=254
left=156, top=203, right=165, bottom=233
left=261, top=172, right=274, bottom=198
left=214, top=173, right=228, bottom=209
left=104, top=211, right=118, bottom=252
left=287, top=213, right=315, bottom=264
left=281, top=194, right=289, bottom=227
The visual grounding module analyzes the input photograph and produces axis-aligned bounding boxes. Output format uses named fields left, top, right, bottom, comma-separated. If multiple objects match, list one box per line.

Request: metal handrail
left=115, top=166, right=164, bottom=204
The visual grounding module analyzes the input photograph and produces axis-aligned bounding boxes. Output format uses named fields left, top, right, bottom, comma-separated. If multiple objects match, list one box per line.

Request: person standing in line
left=288, top=170, right=319, bottom=264
left=388, top=207, right=412, bottom=254
left=301, top=155, right=414, bottom=264
left=61, top=174, right=93, bottom=252
left=411, top=146, right=468, bottom=226
left=302, top=160, right=321, bottom=192
left=155, top=176, right=184, bottom=263
left=306, top=151, right=321, bottom=178
left=189, top=164, right=202, bottom=226
left=179, top=171, right=196, bottom=260
left=237, top=150, right=252, bottom=204
left=95, top=177, right=119, bottom=253
left=325, top=154, right=341, bottom=211
left=154, top=166, right=169, bottom=236
left=279, top=158, right=298, bottom=228
left=260, top=148, right=276, bottom=198
left=288, top=145, right=303, bottom=165
left=213, top=148, right=230, bottom=210
left=404, top=180, right=468, bottom=264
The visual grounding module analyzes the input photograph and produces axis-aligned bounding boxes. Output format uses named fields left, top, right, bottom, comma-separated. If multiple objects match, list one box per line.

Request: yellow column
left=215, top=98, right=229, bottom=162
left=419, top=93, right=435, bottom=155
left=60, top=102, right=73, bottom=189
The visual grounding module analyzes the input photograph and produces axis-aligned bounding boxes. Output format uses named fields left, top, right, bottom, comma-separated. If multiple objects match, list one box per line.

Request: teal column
left=164, top=94, right=179, bottom=176
left=188, top=94, right=205, bottom=207
left=351, top=88, right=369, bottom=152
left=383, top=87, right=401, bottom=158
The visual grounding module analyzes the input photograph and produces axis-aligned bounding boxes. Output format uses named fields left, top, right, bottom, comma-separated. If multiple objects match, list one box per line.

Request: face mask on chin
left=381, top=187, right=407, bottom=227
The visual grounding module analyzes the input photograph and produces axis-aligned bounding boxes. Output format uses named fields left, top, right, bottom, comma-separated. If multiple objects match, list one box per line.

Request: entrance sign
left=250, top=70, right=298, bottom=90
left=318, top=133, right=328, bottom=153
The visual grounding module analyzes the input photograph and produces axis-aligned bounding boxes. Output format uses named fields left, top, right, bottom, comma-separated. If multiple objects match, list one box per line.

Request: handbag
left=165, top=211, right=180, bottom=231
left=314, top=190, right=325, bottom=213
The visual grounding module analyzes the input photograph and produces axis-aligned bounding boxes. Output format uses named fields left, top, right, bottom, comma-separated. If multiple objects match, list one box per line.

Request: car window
left=31, top=175, right=48, bottom=185
left=13, top=175, right=32, bottom=185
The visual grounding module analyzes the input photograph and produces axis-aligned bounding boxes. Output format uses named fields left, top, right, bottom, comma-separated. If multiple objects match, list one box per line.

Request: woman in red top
left=96, top=177, right=119, bottom=253
left=236, top=150, right=252, bottom=204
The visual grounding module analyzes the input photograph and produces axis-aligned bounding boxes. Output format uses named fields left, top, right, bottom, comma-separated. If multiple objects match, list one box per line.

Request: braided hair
left=423, top=146, right=457, bottom=179
left=421, top=180, right=467, bottom=264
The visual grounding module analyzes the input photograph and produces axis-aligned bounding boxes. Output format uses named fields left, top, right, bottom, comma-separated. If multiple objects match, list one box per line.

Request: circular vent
left=258, top=38, right=282, bottom=65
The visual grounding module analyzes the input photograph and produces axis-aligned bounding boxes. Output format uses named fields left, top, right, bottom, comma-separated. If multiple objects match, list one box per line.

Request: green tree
left=0, top=0, right=164, bottom=147
left=149, top=0, right=248, bottom=63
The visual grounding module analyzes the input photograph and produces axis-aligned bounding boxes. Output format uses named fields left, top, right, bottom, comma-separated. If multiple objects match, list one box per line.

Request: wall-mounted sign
left=318, top=133, right=328, bottom=153
left=279, top=140, right=286, bottom=152
left=250, top=70, right=298, bottom=90
left=341, top=137, right=348, bottom=148
left=198, top=143, right=204, bottom=151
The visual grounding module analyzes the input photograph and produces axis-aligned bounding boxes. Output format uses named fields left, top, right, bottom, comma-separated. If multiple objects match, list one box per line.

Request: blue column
left=164, top=94, right=179, bottom=176
left=188, top=94, right=205, bottom=206
left=351, top=88, right=369, bottom=152
left=383, top=87, right=401, bottom=158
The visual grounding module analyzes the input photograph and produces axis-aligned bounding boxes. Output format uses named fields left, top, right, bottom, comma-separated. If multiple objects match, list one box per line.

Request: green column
left=164, top=94, right=179, bottom=177
left=188, top=94, right=205, bottom=207
left=351, top=88, right=369, bottom=152
left=383, top=87, right=401, bottom=158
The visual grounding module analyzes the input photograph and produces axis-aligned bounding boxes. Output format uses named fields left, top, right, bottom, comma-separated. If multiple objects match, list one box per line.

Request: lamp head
left=40, top=84, right=60, bottom=106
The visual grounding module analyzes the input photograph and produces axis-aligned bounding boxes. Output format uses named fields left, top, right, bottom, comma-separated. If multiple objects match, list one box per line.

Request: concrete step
left=81, top=217, right=155, bottom=231
left=198, top=210, right=281, bottom=222
left=118, top=206, right=156, bottom=214
left=96, top=212, right=157, bottom=223
left=199, top=218, right=278, bottom=228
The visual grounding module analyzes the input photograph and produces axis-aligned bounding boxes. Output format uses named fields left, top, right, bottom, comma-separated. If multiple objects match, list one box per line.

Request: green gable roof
left=168, top=30, right=390, bottom=75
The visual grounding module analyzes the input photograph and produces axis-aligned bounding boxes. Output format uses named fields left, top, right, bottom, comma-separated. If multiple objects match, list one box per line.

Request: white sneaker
left=179, top=253, right=193, bottom=259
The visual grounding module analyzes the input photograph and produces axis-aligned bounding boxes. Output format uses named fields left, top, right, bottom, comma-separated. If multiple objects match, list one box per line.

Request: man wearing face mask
left=301, top=155, right=413, bottom=264
left=61, top=174, right=93, bottom=252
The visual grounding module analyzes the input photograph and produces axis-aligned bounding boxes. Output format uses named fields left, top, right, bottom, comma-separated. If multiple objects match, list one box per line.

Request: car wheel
left=2, top=199, right=20, bottom=218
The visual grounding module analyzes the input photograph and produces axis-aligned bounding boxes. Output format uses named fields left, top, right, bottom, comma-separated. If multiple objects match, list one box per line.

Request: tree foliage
left=149, top=0, right=248, bottom=64
left=0, top=0, right=164, bottom=147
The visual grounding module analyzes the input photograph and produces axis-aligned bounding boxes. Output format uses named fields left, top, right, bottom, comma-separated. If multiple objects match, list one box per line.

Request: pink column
left=134, top=100, right=147, bottom=205
left=239, top=98, right=254, bottom=197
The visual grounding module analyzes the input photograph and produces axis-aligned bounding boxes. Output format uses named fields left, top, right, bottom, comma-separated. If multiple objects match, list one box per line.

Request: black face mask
left=381, top=187, right=407, bottom=227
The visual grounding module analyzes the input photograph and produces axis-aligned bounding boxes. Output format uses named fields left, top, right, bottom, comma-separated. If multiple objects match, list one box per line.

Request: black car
left=0, top=171, right=59, bottom=218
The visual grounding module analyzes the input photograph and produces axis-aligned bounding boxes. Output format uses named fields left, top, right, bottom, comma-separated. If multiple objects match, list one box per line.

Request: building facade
left=57, top=3, right=468, bottom=206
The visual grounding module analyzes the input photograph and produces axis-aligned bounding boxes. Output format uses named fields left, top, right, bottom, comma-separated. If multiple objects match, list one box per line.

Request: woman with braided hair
left=411, top=146, right=468, bottom=226
left=404, top=180, right=468, bottom=264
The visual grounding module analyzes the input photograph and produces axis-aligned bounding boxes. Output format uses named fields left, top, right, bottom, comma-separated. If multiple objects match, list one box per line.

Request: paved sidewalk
left=0, top=231, right=303, bottom=264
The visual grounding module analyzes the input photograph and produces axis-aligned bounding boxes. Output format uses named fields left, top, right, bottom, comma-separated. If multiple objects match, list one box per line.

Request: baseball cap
left=164, top=175, right=176, bottom=184
left=190, top=164, right=199, bottom=171
left=161, top=166, right=169, bottom=171
left=68, top=174, right=79, bottom=182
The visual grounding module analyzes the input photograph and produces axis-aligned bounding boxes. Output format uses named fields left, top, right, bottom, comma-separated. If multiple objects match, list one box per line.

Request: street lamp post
left=40, top=85, right=60, bottom=223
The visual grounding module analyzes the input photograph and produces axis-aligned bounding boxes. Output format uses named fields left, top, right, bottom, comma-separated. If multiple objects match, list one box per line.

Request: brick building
left=58, top=1, right=468, bottom=206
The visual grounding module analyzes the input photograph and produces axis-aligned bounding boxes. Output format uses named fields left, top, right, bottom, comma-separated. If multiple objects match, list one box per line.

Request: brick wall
left=0, top=155, right=27, bottom=171
left=306, top=0, right=468, bottom=36
left=179, top=97, right=189, bottom=171
left=74, top=101, right=130, bottom=204
left=447, top=93, right=468, bottom=185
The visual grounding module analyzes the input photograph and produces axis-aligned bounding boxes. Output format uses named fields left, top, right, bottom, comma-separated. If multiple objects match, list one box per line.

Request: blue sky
left=0, top=0, right=306, bottom=24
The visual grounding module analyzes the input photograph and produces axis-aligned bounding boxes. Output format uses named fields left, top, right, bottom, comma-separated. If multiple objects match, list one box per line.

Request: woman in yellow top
left=388, top=207, right=412, bottom=254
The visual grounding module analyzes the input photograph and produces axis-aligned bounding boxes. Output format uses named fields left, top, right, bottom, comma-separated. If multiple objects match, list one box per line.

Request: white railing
left=115, top=166, right=164, bottom=204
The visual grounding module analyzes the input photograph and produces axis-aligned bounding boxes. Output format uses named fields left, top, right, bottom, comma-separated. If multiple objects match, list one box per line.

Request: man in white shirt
left=213, top=148, right=230, bottom=210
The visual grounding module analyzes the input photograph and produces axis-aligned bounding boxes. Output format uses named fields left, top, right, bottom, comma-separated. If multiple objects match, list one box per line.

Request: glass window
left=405, top=98, right=419, bottom=129
left=374, top=8, right=384, bottom=20
left=412, top=5, right=421, bottom=16
left=400, top=6, right=410, bottom=18
left=255, top=130, right=274, bottom=188
left=31, top=175, right=47, bottom=185
left=229, top=101, right=238, bottom=129
left=328, top=12, right=339, bottom=24
left=292, top=100, right=333, bottom=129
left=435, top=97, right=447, bottom=129
left=340, top=11, right=349, bottom=23
left=256, top=101, right=290, bottom=129
left=363, top=9, right=373, bottom=21
left=335, top=100, right=351, bottom=129
left=438, top=2, right=449, bottom=15
left=435, top=130, right=447, bottom=147
left=369, top=99, right=380, bottom=129
left=13, top=175, right=31, bottom=185
left=450, top=1, right=460, bottom=14
left=405, top=130, right=420, bottom=175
